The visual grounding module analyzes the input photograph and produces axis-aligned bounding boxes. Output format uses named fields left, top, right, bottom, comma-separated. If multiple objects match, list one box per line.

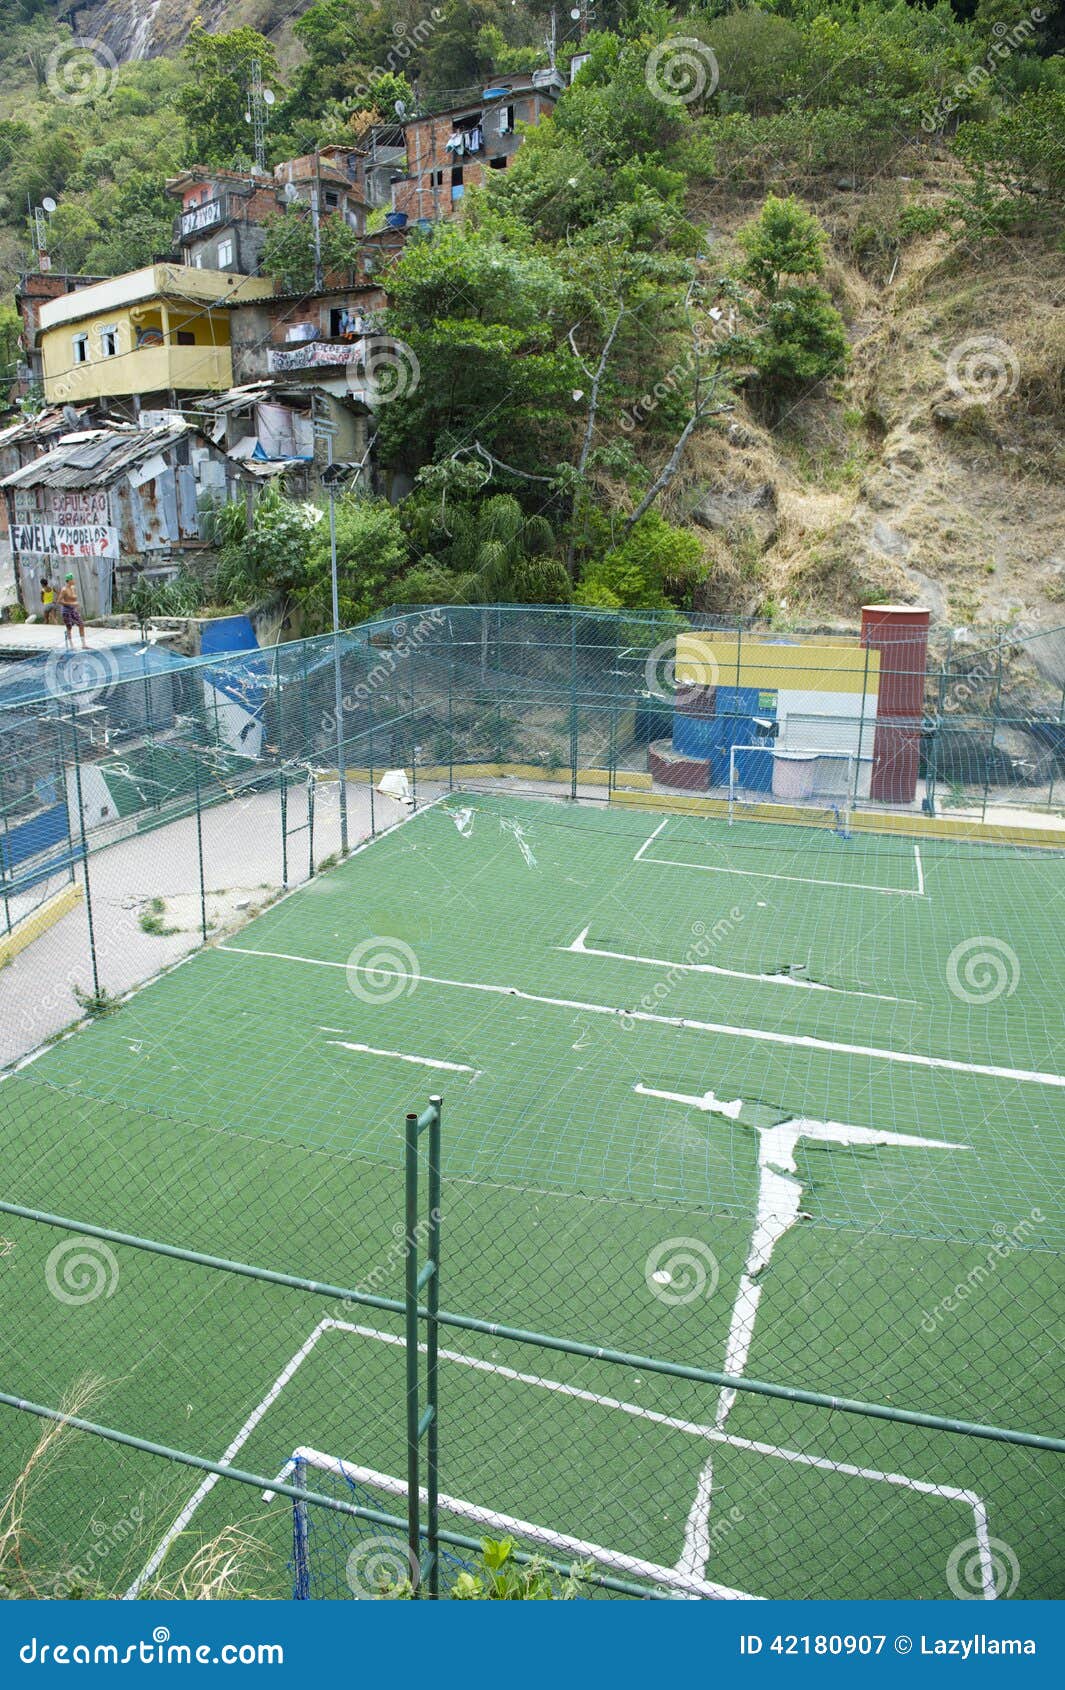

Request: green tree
left=577, top=511, right=705, bottom=611
left=734, top=196, right=848, bottom=405
left=177, top=26, right=281, bottom=164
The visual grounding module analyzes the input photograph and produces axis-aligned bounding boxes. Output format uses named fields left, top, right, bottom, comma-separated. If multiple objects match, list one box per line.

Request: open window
left=72, top=333, right=88, bottom=364
left=98, top=325, right=119, bottom=358
left=217, top=237, right=234, bottom=269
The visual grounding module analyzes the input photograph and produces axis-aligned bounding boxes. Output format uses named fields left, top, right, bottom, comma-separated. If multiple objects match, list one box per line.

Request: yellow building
left=37, top=265, right=275, bottom=407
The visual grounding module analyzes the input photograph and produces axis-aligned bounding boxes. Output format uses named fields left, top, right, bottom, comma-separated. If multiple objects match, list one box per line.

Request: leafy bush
left=578, top=512, right=705, bottom=611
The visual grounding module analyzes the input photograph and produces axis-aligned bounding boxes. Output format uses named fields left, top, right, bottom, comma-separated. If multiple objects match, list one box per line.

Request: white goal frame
left=728, top=744, right=857, bottom=830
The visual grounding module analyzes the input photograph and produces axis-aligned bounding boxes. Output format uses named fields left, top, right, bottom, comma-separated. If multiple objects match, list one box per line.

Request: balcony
left=44, top=344, right=234, bottom=404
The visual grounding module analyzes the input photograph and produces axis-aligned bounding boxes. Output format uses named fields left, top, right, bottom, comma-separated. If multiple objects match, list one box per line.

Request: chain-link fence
left=0, top=1077, right=1060, bottom=1601
left=3, top=606, right=1065, bottom=1064
left=1, top=605, right=1063, bottom=1599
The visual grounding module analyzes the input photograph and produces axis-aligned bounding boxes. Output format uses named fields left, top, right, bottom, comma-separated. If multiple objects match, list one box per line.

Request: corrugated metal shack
left=1, top=420, right=252, bottom=618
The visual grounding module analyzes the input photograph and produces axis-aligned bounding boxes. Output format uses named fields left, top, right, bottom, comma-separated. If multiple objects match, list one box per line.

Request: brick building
left=12, top=272, right=108, bottom=401
left=168, top=168, right=280, bottom=276
left=391, top=69, right=563, bottom=223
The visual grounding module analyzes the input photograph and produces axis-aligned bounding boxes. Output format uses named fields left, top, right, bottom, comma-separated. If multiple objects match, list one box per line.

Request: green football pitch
left=1, top=791, right=1062, bottom=1598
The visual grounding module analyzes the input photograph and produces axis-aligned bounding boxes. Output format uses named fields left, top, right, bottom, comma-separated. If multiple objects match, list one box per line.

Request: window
left=324, top=190, right=339, bottom=209
left=217, top=237, right=234, bottom=269
left=489, top=155, right=507, bottom=170
left=99, top=326, right=118, bottom=358
left=175, top=330, right=195, bottom=346
left=72, top=334, right=88, bottom=364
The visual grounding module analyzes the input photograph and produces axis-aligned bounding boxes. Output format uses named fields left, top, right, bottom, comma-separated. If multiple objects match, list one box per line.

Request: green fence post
left=447, top=648, right=455, bottom=792
left=425, top=1095, right=442, bottom=1597
left=368, top=680, right=376, bottom=838
left=0, top=760, right=11, bottom=936
left=280, top=769, right=289, bottom=889
left=193, top=752, right=207, bottom=943
left=404, top=1105, right=422, bottom=1595
left=569, top=609, right=578, bottom=800
left=1047, top=680, right=1065, bottom=811
left=69, top=704, right=100, bottom=1000
left=409, top=641, right=418, bottom=813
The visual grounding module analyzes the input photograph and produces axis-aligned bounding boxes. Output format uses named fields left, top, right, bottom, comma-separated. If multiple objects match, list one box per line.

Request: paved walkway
left=0, top=778, right=437, bottom=1070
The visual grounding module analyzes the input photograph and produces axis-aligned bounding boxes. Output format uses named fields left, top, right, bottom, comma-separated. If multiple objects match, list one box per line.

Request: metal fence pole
left=368, top=682, right=376, bottom=838
left=425, top=1095, right=442, bottom=1598
left=193, top=752, right=208, bottom=943
left=569, top=609, right=578, bottom=800
left=447, top=649, right=455, bottom=792
left=404, top=1105, right=422, bottom=1595
left=68, top=705, right=100, bottom=1000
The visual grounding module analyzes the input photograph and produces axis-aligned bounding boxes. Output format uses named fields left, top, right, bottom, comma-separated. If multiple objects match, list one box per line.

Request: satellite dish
left=283, top=182, right=299, bottom=203
left=42, top=196, right=57, bottom=213
left=263, top=88, right=275, bottom=106
left=394, top=99, right=407, bottom=118
left=570, top=6, right=581, bottom=16
left=244, top=111, right=251, bottom=124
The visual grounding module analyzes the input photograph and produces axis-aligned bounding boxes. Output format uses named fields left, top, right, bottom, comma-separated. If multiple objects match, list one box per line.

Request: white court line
left=217, top=944, right=1065, bottom=1090
left=320, top=1035, right=480, bottom=1077
left=123, top=1322, right=330, bottom=1598
left=132, top=1316, right=988, bottom=1600
left=636, top=1084, right=972, bottom=1586
left=633, top=819, right=669, bottom=862
left=640, top=848, right=926, bottom=897
left=914, top=843, right=925, bottom=897
left=561, top=925, right=918, bottom=1006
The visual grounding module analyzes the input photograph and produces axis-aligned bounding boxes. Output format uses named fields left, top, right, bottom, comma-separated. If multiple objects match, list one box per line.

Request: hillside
left=1, top=1, right=1063, bottom=665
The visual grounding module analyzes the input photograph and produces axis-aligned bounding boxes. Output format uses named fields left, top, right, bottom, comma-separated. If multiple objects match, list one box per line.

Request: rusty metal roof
left=0, top=421, right=218, bottom=491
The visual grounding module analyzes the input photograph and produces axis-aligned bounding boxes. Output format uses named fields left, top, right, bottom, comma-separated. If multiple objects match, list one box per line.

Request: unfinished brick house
left=390, top=69, right=564, bottom=223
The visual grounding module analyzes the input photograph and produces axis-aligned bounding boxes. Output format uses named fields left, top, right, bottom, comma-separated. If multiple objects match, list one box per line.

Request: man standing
left=58, top=573, right=87, bottom=649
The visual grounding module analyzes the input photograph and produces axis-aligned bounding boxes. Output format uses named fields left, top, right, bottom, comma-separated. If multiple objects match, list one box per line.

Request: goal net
left=273, top=1448, right=758, bottom=1601
left=728, top=744, right=859, bottom=832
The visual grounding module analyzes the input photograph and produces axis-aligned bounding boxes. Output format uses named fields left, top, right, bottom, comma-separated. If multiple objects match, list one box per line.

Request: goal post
left=272, top=1448, right=759, bottom=1601
left=728, top=745, right=857, bottom=833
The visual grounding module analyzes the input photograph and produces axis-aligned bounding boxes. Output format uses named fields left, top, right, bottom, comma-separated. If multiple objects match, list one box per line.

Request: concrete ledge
left=609, top=787, right=1065, bottom=848
left=0, top=881, right=83, bottom=965
left=319, top=764, right=655, bottom=791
